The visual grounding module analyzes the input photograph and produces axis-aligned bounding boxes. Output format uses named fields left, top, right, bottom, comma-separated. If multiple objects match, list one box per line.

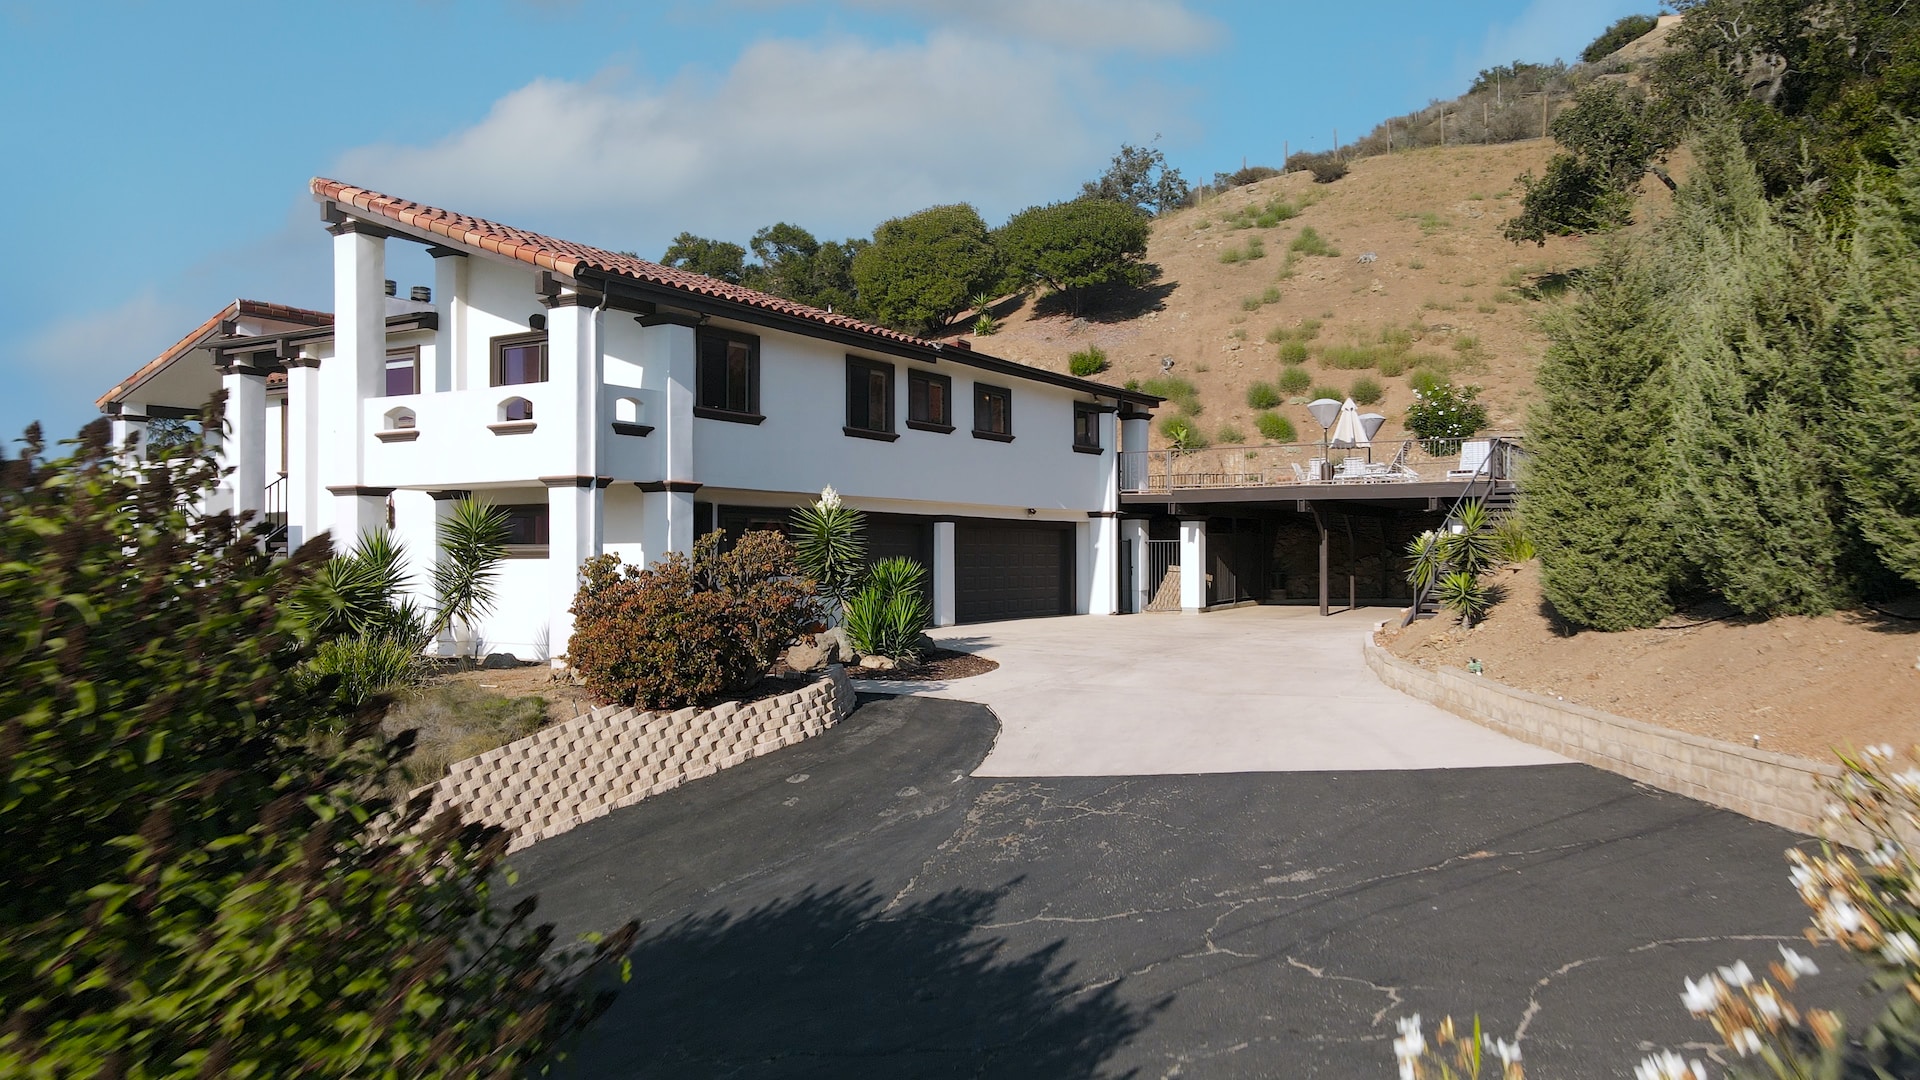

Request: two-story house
left=96, top=179, right=1160, bottom=660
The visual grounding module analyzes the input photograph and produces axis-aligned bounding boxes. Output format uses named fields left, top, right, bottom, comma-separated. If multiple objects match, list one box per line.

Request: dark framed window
left=499, top=503, right=550, bottom=557
left=1073, top=402, right=1102, bottom=452
left=695, top=328, right=761, bottom=421
left=491, top=333, right=547, bottom=387
left=844, top=356, right=896, bottom=440
left=908, top=369, right=953, bottom=432
left=384, top=347, right=420, bottom=396
left=973, top=383, right=1013, bottom=441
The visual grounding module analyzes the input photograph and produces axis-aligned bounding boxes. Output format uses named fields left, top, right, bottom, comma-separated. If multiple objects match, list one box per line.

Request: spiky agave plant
left=1441, top=500, right=1501, bottom=577
left=1406, top=530, right=1445, bottom=594
left=789, top=486, right=866, bottom=621
left=431, top=498, right=509, bottom=655
left=1437, top=570, right=1494, bottom=629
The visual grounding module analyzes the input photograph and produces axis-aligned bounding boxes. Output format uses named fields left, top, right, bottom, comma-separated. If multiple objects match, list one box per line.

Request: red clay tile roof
left=96, top=300, right=332, bottom=408
left=312, top=177, right=941, bottom=350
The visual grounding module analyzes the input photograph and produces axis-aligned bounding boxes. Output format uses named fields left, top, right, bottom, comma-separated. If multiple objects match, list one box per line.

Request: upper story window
left=908, top=369, right=953, bottom=432
left=1074, top=402, right=1102, bottom=453
left=844, top=356, right=896, bottom=440
left=384, top=347, right=419, bottom=396
left=695, top=328, right=761, bottom=422
left=491, top=332, right=548, bottom=387
left=973, top=383, right=1013, bottom=442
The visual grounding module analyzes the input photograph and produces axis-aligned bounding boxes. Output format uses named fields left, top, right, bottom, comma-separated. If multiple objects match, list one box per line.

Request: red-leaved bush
left=567, top=531, right=815, bottom=709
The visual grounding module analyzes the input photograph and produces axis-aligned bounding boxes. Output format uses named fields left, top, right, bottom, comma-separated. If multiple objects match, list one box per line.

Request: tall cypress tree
left=1839, top=123, right=1920, bottom=588
left=1526, top=238, right=1681, bottom=629
left=1665, top=118, right=1851, bottom=616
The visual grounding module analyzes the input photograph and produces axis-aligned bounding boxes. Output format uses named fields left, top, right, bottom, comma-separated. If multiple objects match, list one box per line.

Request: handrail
left=1400, top=437, right=1519, bottom=627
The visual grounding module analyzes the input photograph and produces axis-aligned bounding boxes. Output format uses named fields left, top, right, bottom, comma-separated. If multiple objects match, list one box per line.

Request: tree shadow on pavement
left=554, top=882, right=1159, bottom=1079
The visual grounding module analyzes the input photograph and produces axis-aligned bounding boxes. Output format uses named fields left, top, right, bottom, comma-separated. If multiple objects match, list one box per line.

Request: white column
left=427, top=490, right=467, bottom=655
left=221, top=367, right=268, bottom=524
left=323, top=222, right=384, bottom=554
left=430, top=249, right=465, bottom=393
left=546, top=299, right=599, bottom=479
left=1120, top=518, right=1149, bottom=613
left=639, top=485, right=696, bottom=566
left=547, top=480, right=605, bottom=666
left=932, top=520, right=957, bottom=627
left=1179, top=518, right=1208, bottom=612
left=1120, top=406, right=1152, bottom=492
left=1087, top=514, right=1119, bottom=616
left=110, top=409, right=148, bottom=461
left=637, top=321, right=696, bottom=487
left=328, top=487, right=390, bottom=548
left=284, top=358, right=321, bottom=550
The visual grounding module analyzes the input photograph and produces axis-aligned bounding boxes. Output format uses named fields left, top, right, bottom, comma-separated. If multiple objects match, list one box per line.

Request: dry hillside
left=969, top=139, right=1679, bottom=448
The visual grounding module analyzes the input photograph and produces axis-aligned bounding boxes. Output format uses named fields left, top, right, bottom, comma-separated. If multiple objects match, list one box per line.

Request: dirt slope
left=1377, top=562, right=1920, bottom=762
left=969, top=139, right=1677, bottom=448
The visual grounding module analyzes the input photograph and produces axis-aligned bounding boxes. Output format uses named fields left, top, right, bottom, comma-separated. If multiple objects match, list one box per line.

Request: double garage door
left=955, top=520, right=1074, bottom=624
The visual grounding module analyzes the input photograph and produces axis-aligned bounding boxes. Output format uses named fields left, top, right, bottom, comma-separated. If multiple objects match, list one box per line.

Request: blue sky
left=0, top=0, right=1648, bottom=441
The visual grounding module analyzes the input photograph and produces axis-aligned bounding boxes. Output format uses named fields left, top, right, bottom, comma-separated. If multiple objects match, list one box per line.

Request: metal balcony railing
left=1118, top=435, right=1525, bottom=494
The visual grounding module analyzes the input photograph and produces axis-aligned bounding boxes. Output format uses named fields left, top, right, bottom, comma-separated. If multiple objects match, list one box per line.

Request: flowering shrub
left=1392, top=1013, right=1523, bottom=1079
left=568, top=530, right=814, bottom=709
left=1404, top=381, right=1489, bottom=452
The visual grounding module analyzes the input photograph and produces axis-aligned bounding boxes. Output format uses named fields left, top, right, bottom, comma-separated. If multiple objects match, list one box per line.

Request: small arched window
left=385, top=407, right=416, bottom=430
left=500, top=397, right=533, bottom=422
left=614, top=396, right=641, bottom=424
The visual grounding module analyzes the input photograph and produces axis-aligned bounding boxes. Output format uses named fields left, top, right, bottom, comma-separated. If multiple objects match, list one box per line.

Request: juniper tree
left=1838, top=123, right=1920, bottom=588
left=1665, top=119, right=1851, bottom=616
left=1525, top=238, right=1681, bottom=629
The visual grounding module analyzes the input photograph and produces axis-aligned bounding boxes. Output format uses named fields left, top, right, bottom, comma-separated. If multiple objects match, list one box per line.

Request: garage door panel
left=955, top=521, right=1072, bottom=624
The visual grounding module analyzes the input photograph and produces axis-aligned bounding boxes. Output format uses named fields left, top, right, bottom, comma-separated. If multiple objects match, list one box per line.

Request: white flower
left=817, top=485, right=841, bottom=510
left=1823, top=894, right=1865, bottom=935
left=1883, top=931, right=1920, bottom=966
left=1729, top=1026, right=1763, bottom=1056
left=1636, top=1050, right=1708, bottom=1080
left=1681, top=974, right=1721, bottom=1014
left=1868, top=842, right=1900, bottom=869
left=1778, top=945, right=1819, bottom=977
left=1718, top=960, right=1754, bottom=988
left=1868, top=743, right=1895, bottom=760
left=1751, top=983, right=1785, bottom=1022
left=1482, top=1034, right=1522, bottom=1065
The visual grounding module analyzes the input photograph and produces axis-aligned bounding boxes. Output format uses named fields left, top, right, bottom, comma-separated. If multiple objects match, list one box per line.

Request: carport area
left=875, top=606, right=1566, bottom=776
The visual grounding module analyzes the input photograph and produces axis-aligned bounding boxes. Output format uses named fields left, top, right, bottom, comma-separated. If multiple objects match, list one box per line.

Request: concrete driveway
left=862, top=607, right=1566, bottom=776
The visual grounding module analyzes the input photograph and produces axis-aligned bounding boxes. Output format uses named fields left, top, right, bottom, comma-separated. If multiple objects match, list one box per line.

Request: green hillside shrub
left=1256, top=412, right=1297, bottom=442
left=1278, top=341, right=1309, bottom=364
left=1349, top=377, right=1383, bottom=406
left=1290, top=227, right=1339, bottom=257
left=1069, top=345, right=1109, bottom=376
left=1278, top=367, right=1312, bottom=394
left=1245, top=382, right=1282, bottom=409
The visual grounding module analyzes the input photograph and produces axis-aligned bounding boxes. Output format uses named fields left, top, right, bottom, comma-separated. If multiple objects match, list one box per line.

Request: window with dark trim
left=907, top=369, right=953, bottom=432
left=973, top=383, right=1012, bottom=441
left=844, top=356, right=896, bottom=440
left=491, top=333, right=548, bottom=387
left=1073, top=402, right=1102, bottom=452
left=499, top=504, right=550, bottom=557
left=695, top=328, right=761, bottom=421
left=384, top=346, right=420, bottom=396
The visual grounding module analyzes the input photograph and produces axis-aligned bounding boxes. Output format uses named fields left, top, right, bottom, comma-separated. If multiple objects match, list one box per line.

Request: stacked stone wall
left=416, top=666, right=856, bottom=851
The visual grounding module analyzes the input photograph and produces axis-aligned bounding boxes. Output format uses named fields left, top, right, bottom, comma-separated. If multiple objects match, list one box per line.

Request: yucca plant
left=291, top=529, right=414, bottom=640
left=1441, top=500, right=1501, bottom=577
left=790, top=486, right=866, bottom=621
left=431, top=498, right=509, bottom=656
left=844, top=557, right=930, bottom=659
left=1492, top=516, right=1535, bottom=563
left=1406, top=530, right=1445, bottom=594
left=1437, top=570, right=1494, bottom=629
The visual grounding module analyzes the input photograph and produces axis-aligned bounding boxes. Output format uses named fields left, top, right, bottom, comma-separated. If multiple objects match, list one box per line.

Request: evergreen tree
left=1665, top=119, right=1850, bottom=615
left=1526, top=238, right=1681, bottom=629
left=1838, top=123, right=1920, bottom=587
left=850, top=204, right=999, bottom=335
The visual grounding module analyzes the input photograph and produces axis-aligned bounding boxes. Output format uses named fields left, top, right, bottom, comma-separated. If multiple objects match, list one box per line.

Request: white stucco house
left=97, top=179, right=1161, bottom=660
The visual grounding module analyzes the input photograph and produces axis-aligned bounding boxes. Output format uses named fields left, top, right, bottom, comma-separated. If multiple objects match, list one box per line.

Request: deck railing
left=1118, top=434, right=1525, bottom=495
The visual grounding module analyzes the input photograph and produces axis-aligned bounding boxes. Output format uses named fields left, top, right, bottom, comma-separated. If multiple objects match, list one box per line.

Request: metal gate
left=1145, top=539, right=1182, bottom=612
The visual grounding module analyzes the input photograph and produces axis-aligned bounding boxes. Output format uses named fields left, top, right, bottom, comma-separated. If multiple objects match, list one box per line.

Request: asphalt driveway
left=868, top=607, right=1566, bottom=776
left=511, top=696, right=1853, bottom=1079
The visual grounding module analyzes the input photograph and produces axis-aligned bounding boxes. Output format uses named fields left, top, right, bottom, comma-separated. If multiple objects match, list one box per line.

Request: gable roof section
left=96, top=299, right=333, bottom=408
left=311, top=178, right=1159, bottom=406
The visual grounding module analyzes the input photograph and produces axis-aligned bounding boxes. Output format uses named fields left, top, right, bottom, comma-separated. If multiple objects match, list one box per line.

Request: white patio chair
left=1447, top=440, right=1492, bottom=480
left=1290, top=462, right=1310, bottom=483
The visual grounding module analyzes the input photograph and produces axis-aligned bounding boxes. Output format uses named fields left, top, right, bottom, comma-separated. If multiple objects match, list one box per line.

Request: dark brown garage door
left=955, top=521, right=1073, bottom=623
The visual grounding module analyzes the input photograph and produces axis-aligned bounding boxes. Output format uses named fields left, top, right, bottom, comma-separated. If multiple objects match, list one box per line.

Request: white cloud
left=829, top=0, right=1220, bottom=54
left=7, top=289, right=197, bottom=434
left=332, top=32, right=1171, bottom=256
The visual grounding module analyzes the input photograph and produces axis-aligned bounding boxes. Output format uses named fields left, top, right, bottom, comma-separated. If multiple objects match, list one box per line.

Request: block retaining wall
left=1364, top=637, right=1839, bottom=836
left=417, top=665, right=856, bottom=852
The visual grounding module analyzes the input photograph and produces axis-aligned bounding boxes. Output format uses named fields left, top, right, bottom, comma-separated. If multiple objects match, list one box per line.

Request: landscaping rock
left=858, top=655, right=897, bottom=671
left=482, top=652, right=522, bottom=670
left=786, top=641, right=829, bottom=672
left=816, top=627, right=854, bottom=664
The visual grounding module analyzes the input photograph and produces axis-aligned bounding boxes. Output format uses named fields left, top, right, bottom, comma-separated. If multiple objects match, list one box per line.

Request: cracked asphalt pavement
left=508, top=696, right=1854, bottom=1079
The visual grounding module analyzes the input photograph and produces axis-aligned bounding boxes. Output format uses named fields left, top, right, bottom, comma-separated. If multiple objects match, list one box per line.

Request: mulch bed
left=848, top=648, right=999, bottom=683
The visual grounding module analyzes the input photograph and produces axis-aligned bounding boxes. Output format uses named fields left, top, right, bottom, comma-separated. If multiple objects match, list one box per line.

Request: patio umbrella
left=1328, top=398, right=1370, bottom=449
